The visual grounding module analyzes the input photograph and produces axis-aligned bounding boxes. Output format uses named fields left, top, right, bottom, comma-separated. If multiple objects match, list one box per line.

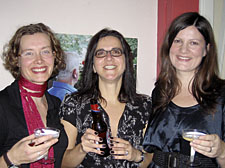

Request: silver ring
left=125, top=151, right=128, bottom=155
left=37, top=152, right=45, bottom=160
left=209, top=147, right=212, bottom=152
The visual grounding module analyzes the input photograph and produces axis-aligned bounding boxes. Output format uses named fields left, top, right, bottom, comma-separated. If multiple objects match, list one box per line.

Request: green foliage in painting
left=56, top=33, right=91, bottom=55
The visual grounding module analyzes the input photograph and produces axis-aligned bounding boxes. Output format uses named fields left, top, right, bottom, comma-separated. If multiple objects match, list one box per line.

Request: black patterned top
left=59, top=94, right=151, bottom=168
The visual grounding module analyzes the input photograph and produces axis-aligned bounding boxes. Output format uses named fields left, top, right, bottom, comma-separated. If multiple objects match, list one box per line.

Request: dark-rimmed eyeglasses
left=94, top=48, right=123, bottom=58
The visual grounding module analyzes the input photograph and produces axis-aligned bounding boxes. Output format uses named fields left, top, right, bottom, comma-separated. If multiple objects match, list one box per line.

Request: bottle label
left=92, top=110, right=100, bottom=113
left=91, top=104, right=99, bottom=111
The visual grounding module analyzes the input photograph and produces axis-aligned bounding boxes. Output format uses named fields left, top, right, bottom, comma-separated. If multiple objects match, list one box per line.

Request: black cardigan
left=0, top=80, right=68, bottom=168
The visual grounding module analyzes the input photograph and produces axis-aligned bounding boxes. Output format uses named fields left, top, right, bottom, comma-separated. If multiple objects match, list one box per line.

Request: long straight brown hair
left=154, top=12, right=225, bottom=115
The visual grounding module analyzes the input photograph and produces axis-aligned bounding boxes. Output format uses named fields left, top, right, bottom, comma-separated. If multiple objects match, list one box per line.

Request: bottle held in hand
left=91, top=99, right=110, bottom=157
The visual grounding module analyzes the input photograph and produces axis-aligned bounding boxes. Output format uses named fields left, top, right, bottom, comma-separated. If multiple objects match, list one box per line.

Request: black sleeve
left=0, top=92, right=9, bottom=156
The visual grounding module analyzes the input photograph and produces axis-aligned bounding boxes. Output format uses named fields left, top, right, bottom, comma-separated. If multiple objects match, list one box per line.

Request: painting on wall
left=48, top=33, right=138, bottom=100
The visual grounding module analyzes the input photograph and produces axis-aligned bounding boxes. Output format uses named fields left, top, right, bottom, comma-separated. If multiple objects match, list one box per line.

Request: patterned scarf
left=18, top=76, right=54, bottom=168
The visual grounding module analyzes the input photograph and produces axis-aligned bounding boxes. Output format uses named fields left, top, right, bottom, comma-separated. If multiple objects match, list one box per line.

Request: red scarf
left=18, top=76, right=54, bottom=168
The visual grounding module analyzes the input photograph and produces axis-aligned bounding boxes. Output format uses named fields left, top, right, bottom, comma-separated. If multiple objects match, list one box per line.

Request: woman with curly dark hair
left=60, top=28, right=152, bottom=168
left=143, top=12, right=225, bottom=168
left=0, top=23, right=68, bottom=168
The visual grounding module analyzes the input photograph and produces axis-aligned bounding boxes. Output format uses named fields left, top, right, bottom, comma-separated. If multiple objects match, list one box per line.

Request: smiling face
left=18, top=33, right=55, bottom=84
left=169, top=26, right=207, bottom=76
left=93, top=36, right=125, bottom=83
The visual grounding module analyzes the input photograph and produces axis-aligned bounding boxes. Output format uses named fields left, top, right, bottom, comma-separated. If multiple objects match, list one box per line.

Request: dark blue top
left=143, top=87, right=225, bottom=167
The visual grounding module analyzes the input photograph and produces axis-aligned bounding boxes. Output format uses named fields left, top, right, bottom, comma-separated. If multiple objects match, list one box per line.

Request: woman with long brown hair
left=143, top=12, right=225, bottom=168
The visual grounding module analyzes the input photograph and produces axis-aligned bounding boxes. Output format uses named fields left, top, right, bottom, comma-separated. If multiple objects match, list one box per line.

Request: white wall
left=0, top=0, right=157, bottom=95
left=200, top=0, right=225, bottom=79
left=214, top=0, right=225, bottom=78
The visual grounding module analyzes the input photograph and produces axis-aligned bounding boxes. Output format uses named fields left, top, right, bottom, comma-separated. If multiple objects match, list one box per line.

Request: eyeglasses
left=19, top=48, right=54, bottom=59
left=94, top=48, right=123, bottom=58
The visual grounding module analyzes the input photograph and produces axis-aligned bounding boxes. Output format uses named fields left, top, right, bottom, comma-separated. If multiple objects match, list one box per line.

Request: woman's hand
left=80, top=128, right=106, bottom=155
left=7, top=134, right=58, bottom=165
left=110, top=137, right=142, bottom=162
left=191, top=134, right=225, bottom=159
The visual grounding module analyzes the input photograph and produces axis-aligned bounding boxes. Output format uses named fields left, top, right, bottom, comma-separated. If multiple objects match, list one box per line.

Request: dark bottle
left=90, top=99, right=110, bottom=157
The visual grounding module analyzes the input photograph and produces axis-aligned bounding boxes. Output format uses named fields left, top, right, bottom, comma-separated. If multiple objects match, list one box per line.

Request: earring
left=93, top=66, right=97, bottom=73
